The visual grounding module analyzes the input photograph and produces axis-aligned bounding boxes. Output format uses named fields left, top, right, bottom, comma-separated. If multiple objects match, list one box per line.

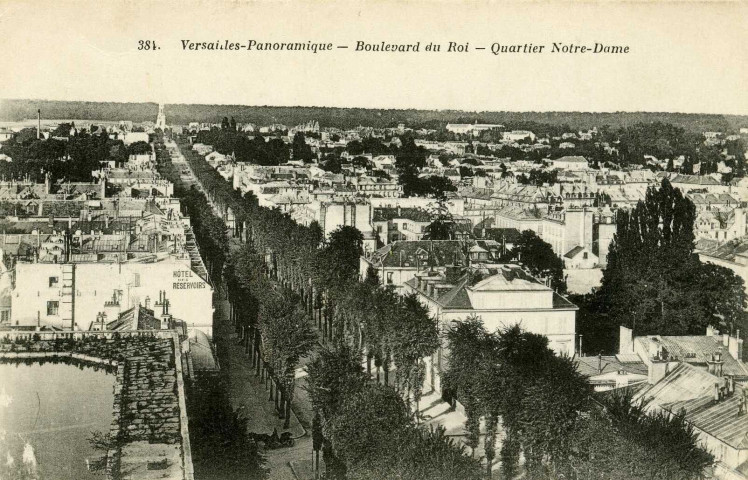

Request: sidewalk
left=213, top=294, right=306, bottom=439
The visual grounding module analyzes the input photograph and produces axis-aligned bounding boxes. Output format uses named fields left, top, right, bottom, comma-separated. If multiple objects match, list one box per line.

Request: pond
left=0, top=359, right=116, bottom=480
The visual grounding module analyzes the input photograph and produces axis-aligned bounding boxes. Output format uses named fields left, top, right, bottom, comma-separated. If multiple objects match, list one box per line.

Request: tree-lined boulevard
left=155, top=132, right=720, bottom=480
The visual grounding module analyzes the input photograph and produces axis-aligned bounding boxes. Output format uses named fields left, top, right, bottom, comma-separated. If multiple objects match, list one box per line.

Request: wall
left=467, top=288, right=553, bottom=309
left=12, top=260, right=213, bottom=334
left=442, top=309, right=576, bottom=355
left=594, top=222, right=617, bottom=266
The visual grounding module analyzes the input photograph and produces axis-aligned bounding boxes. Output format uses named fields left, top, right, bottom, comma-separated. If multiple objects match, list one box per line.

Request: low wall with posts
left=0, top=330, right=194, bottom=480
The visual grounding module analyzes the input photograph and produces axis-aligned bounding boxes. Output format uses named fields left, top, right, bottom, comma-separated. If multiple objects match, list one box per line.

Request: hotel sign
left=172, top=269, right=206, bottom=289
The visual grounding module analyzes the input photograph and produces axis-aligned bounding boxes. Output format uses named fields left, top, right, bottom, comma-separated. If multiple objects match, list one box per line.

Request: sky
left=0, top=0, right=746, bottom=115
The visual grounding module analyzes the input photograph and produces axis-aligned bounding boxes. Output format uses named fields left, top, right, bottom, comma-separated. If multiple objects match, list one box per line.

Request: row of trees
left=168, top=135, right=485, bottom=479
left=171, top=134, right=438, bottom=409
left=194, top=127, right=291, bottom=166
left=307, top=344, right=483, bottom=480
left=444, top=318, right=713, bottom=479
left=157, top=139, right=317, bottom=429
left=4, top=99, right=742, bottom=132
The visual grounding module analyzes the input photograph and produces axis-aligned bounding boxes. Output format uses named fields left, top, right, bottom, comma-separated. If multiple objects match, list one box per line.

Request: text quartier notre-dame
left=178, top=39, right=629, bottom=54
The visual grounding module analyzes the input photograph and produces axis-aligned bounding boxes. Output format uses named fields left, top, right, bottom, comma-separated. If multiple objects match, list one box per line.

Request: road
left=168, top=139, right=318, bottom=480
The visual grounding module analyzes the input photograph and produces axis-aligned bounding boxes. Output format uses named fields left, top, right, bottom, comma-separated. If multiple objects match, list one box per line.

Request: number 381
left=138, top=40, right=159, bottom=51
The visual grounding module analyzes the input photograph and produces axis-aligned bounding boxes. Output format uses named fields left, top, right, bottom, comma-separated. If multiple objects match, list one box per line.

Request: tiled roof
left=553, top=155, right=588, bottom=163
left=367, top=240, right=464, bottom=268
left=564, top=245, right=586, bottom=259
left=107, top=305, right=161, bottom=331
left=575, top=355, right=647, bottom=378
left=40, top=201, right=86, bottom=218
left=552, top=292, right=577, bottom=309
left=477, top=228, right=522, bottom=244
left=671, top=174, right=722, bottom=186
left=699, top=237, right=748, bottom=262
left=634, top=363, right=748, bottom=449
left=636, top=335, right=748, bottom=378
left=373, top=207, right=433, bottom=222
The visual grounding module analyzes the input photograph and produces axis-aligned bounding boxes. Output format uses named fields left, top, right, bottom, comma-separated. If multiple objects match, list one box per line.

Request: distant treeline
left=1, top=99, right=746, bottom=132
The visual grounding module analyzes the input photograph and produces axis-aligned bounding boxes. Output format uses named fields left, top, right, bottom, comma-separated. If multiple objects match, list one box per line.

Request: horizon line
left=2, top=98, right=746, bottom=119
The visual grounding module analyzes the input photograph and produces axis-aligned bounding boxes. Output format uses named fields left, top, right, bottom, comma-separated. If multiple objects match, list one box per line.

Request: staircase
left=61, top=263, right=75, bottom=329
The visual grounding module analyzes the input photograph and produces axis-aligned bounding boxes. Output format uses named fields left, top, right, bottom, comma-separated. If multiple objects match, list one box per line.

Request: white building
left=404, top=265, right=577, bottom=394
left=12, top=259, right=213, bottom=335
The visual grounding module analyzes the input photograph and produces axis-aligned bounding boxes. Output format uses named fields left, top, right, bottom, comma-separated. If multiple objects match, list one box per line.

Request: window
left=386, top=272, right=393, bottom=285
left=0, top=311, right=9, bottom=323
left=583, top=252, right=588, bottom=259
left=47, top=301, right=59, bottom=316
left=49, top=276, right=59, bottom=287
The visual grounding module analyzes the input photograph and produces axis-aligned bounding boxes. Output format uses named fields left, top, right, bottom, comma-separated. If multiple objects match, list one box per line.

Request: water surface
left=0, top=360, right=116, bottom=480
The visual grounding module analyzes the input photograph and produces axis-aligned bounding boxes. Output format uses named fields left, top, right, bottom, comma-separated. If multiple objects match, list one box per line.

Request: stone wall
left=0, top=331, right=194, bottom=480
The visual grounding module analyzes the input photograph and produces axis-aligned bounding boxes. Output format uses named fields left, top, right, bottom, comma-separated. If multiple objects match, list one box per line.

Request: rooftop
left=366, top=240, right=465, bottom=269
left=634, top=363, right=748, bottom=450
left=373, top=207, right=433, bottom=223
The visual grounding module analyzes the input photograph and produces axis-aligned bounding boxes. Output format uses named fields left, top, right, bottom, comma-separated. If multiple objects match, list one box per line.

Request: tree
left=425, top=175, right=458, bottom=200
left=127, top=141, right=152, bottom=155
left=346, top=426, right=483, bottom=480
left=423, top=199, right=455, bottom=240
left=292, top=132, right=314, bottom=162
left=351, top=156, right=371, bottom=169
left=597, top=178, right=742, bottom=336
left=314, top=226, right=364, bottom=290
left=306, top=344, right=368, bottom=478
left=321, top=154, right=342, bottom=173
left=326, top=383, right=410, bottom=468
left=512, top=230, right=567, bottom=293
left=258, top=298, right=317, bottom=428
left=186, top=376, right=267, bottom=480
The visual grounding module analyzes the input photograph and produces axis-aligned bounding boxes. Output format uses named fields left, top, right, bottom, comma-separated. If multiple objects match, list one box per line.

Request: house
left=446, top=123, right=503, bottom=136
left=632, top=363, right=748, bottom=478
left=502, top=130, right=536, bottom=142
left=575, top=354, right=647, bottom=392
left=620, top=326, right=748, bottom=381
left=359, top=240, right=466, bottom=291
left=552, top=156, right=589, bottom=170
left=442, top=169, right=462, bottom=184
left=12, top=259, right=214, bottom=335
left=563, top=245, right=598, bottom=269
left=372, top=207, right=434, bottom=245
left=699, top=237, right=748, bottom=297
left=404, top=265, right=578, bottom=394
left=123, top=132, right=150, bottom=145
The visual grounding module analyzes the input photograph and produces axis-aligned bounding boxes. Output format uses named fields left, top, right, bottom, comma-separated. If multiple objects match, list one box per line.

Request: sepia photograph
left=0, top=1, right=747, bottom=479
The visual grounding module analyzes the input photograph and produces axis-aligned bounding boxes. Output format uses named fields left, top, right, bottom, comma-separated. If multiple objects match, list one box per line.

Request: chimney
left=619, top=326, right=634, bottom=354
left=714, top=383, right=721, bottom=403
left=648, top=359, right=668, bottom=385
left=724, top=334, right=730, bottom=347
left=706, top=325, right=717, bottom=337
left=728, top=331, right=743, bottom=361
left=445, top=265, right=462, bottom=284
